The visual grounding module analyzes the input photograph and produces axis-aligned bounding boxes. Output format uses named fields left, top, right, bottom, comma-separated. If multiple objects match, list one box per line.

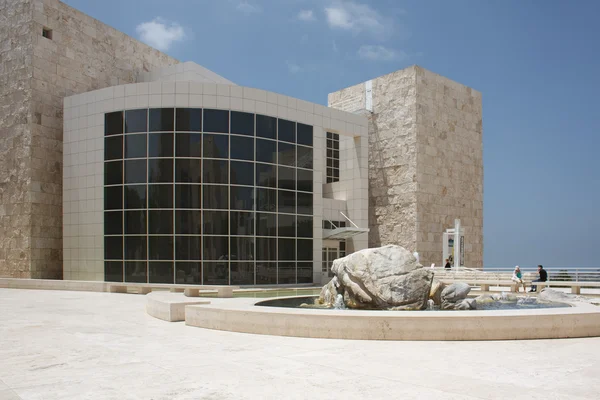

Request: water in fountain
left=333, top=294, right=346, bottom=310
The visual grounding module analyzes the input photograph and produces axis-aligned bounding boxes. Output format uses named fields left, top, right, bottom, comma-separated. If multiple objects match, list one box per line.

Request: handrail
left=434, top=267, right=600, bottom=283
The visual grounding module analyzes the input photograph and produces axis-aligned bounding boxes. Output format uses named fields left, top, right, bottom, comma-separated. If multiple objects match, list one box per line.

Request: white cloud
left=237, top=1, right=261, bottom=14
left=286, top=61, right=302, bottom=74
left=324, top=1, right=391, bottom=37
left=136, top=18, right=185, bottom=51
left=357, top=45, right=406, bottom=61
left=297, top=10, right=316, bottom=22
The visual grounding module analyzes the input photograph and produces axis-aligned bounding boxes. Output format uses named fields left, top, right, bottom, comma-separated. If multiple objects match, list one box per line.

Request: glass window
left=176, top=108, right=202, bottom=132
left=105, top=161, right=123, bottom=185
left=230, top=262, right=254, bottom=285
left=203, top=160, right=228, bottom=184
left=175, top=184, right=201, bottom=209
left=175, top=210, right=201, bottom=234
left=278, top=214, right=296, bottom=237
left=230, top=186, right=254, bottom=211
left=149, top=210, right=173, bottom=234
left=326, top=132, right=340, bottom=183
left=105, top=261, right=123, bottom=282
left=105, top=111, right=123, bottom=135
left=231, top=111, right=254, bottom=136
left=175, top=132, right=201, bottom=158
left=104, top=236, right=123, bottom=260
left=230, top=237, right=254, bottom=261
left=278, top=239, right=295, bottom=260
left=203, top=185, right=228, bottom=209
left=148, top=184, right=173, bottom=208
left=149, top=108, right=174, bottom=132
left=297, top=123, right=313, bottom=146
left=297, top=262, right=313, bottom=283
left=278, top=119, right=295, bottom=143
left=125, top=109, right=147, bottom=133
left=149, top=262, right=174, bottom=284
left=230, top=211, right=254, bottom=236
left=256, top=188, right=276, bottom=212
left=124, top=185, right=146, bottom=209
left=148, top=237, right=174, bottom=261
left=256, top=212, right=276, bottom=237
left=278, top=262, right=296, bottom=284
left=256, top=139, right=276, bottom=163
left=175, top=262, right=200, bottom=284
left=297, top=239, right=313, bottom=260
left=297, top=192, right=313, bottom=215
left=256, top=238, right=276, bottom=260
left=297, top=169, right=313, bottom=192
left=203, top=236, right=228, bottom=260
left=105, top=136, right=123, bottom=160
left=125, top=236, right=146, bottom=260
left=175, top=236, right=201, bottom=260
left=175, top=159, right=201, bottom=183
left=278, top=142, right=295, bottom=166
left=230, top=135, right=254, bottom=161
left=256, top=262, right=276, bottom=284
left=203, top=134, right=228, bottom=158
left=297, top=146, right=313, bottom=169
left=256, top=163, right=276, bottom=188
left=148, top=159, right=173, bottom=183
left=230, top=161, right=254, bottom=186
left=278, top=166, right=295, bottom=191
left=203, top=109, right=229, bottom=133
left=278, top=190, right=295, bottom=214
left=125, top=261, right=147, bottom=283
left=125, top=160, right=146, bottom=184
left=124, top=210, right=146, bottom=234
left=203, top=211, right=229, bottom=235
left=104, top=211, right=122, bottom=235
left=203, top=261, right=229, bottom=285
left=105, top=186, right=123, bottom=210
left=148, top=132, right=174, bottom=157
left=256, top=114, right=276, bottom=139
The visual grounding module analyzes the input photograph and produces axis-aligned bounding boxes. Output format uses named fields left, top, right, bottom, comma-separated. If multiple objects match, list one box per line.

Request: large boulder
left=318, top=245, right=434, bottom=310
left=429, top=279, right=446, bottom=306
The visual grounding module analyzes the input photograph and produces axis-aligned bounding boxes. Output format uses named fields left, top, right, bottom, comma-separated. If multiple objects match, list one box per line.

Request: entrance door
left=321, top=240, right=346, bottom=283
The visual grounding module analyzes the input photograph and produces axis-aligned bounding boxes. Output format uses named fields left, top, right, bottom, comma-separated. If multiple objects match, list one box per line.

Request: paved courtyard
left=1, top=288, right=599, bottom=400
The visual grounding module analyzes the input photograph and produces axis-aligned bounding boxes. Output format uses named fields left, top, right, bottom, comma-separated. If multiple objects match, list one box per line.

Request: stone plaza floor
left=1, top=288, right=599, bottom=400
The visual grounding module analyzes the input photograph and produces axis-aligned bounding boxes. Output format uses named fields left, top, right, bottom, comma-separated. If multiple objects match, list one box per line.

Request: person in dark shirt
left=444, top=259, right=451, bottom=269
left=529, top=265, right=548, bottom=292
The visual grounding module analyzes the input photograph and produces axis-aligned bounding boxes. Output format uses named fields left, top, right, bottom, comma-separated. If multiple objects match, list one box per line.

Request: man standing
left=530, top=265, right=548, bottom=292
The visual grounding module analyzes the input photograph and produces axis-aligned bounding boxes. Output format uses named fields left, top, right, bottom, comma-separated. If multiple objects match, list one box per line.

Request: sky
left=63, top=0, right=600, bottom=268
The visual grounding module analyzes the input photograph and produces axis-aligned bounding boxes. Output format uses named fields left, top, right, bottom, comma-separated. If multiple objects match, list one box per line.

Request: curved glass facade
left=103, top=108, right=313, bottom=285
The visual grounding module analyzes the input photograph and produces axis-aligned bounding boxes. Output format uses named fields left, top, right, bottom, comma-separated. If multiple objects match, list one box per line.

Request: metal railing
left=439, top=267, right=600, bottom=282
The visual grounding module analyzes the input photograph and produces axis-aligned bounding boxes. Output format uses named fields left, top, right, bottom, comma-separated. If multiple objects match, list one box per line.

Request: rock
left=474, top=294, right=495, bottom=304
left=493, top=292, right=518, bottom=302
left=315, top=276, right=340, bottom=307
left=441, top=283, right=471, bottom=303
left=537, top=288, right=584, bottom=304
left=429, top=279, right=446, bottom=306
left=318, top=245, right=434, bottom=310
left=456, top=298, right=477, bottom=310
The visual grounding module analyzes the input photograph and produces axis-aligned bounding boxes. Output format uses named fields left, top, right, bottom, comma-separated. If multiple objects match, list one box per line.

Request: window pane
left=230, top=161, right=254, bottom=186
left=203, top=134, right=228, bottom=158
left=125, top=236, right=146, bottom=260
left=105, top=112, right=123, bottom=135
left=149, top=236, right=174, bottom=261
left=176, top=108, right=202, bottom=132
left=230, top=135, right=254, bottom=161
left=231, top=237, right=254, bottom=261
left=148, top=132, right=174, bottom=157
left=203, top=109, right=229, bottom=133
left=203, top=211, right=229, bottom=235
left=125, top=160, right=146, bottom=184
left=175, top=159, right=201, bottom=183
left=297, top=239, right=313, bottom=260
left=297, top=169, right=313, bottom=192
left=278, top=262, right=296, bottom=284
left=256, top=213, right=276, bottom=237
left=278, top=166, right=295, bottom=190
left=256, top=262, right=276, bottom=284
left=203, top=261, right=229, bottom=285
left=297, top=262, right=313, bottom=283
left=278, top=238, right=295, bottom=260
left=175, top=210, right=201, bottom=234
left=149, top=210, right=173, bottom=234
left=149, top=262, right=174, bottom=283
left=175, top=262, right=200, bottom=284
left=256, top=163, right=276, bottom=188
left=175, top=236, right=201, bottom=260
left=256, top=114, right=276, bottom=139
left=256, top=238, right=276, bottom=260
left=297, top=192, right=313, bottom=216
left=256, top=139, right=276, bottom=163
left=149, top=108, right=174, bottom=132
left=105, top=136, right=123, bottom=160
left=256, top=188, right=276, bottom=212
left=104, top=236, right=123, bottom=260
left=296, top=208, right=313, bottom=235
left=124, top=210, right=146, bottom=234
left=297, top=123, right=313, bottom=146
left=278, top=190, right=295, bottom=214
left=230, top=262, right=254, bottom=285
left=125, top=261, right=147, bottom=283
left=231, top=111, right=254, bottom=136
left=203, top=185, right=228, bottom=209
left=175, top=184, right=201, bottom=209
left=230, top=211, right=254, bottom=236
left=105, top=261, right=123, bottom=282
left=125, top=109, right=147, bottom=133
left=105, top=161, right=123, bottom=185
left=104, top=211, right=122, bottom=235
left=278, top=142, right=295, bottom=166
left=278, top=119, right=295, bottom=143
left=148, top=159, right=173, bottom=183
left=105, top=186, right=123, bottom=210
left=203, top=159, right=228, bottom=184
left=231, top=186, right=254, bottom=211
left=203, top=236, right=228, bottom=260
left=297, top=146, right=313, bottom=169
left=175, top=132, right=201, bottom=157
left=278, top=214, right=296, bottom=237
left=124, top=185, right=146, bottom=209
left=148, top=184, right=173, bottom=208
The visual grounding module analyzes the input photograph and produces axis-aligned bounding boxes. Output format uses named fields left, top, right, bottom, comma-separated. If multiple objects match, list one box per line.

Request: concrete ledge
left=0, top=278, right=107, bottom=292
left=146, top=292, right=211, bottom=322
left=184, top=297, right=600, bottom=341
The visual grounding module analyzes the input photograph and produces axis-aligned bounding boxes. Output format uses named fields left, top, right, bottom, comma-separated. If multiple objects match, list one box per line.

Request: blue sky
left=64, top=0, right=600, bottom=267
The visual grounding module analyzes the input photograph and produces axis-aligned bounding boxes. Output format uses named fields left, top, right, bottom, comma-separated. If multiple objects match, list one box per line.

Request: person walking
left=529, top=265, right=548, bottom=292
left=444, top=259, right=451, bottom=269
left=511, top=266, right=527, bottom=293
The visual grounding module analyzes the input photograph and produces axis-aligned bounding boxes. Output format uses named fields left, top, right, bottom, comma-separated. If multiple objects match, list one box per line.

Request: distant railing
left=435, top=267, right=600, bottom=283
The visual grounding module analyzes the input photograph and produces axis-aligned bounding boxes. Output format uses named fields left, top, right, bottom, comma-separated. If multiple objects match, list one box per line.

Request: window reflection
left=256, top=115, right=276, bottom=139
left=149, top=262, right=174, bottom=284
left=203, top=134, right=229, bottom=159
left=256, top=139, right=276, bottom=163
left=176, top=132, right=201, bottom=157
left=149, top=108, right=174, bottom=132
left=203, top=109, right=229, bottom=133
left=203, top=159, right=228, bottom=184
left=231, top=111, right=254, bottom=136
left=230, top=135, right=254, bottom=161
left=230, top=211, right=254, bottom=236
left=125, top=109, right=147, bottom=133
left=176, top=108, right=202, bottom=132
left=149, top=132, right=174, bottom=157
left=203, top=236, right=229, bottom=260
left=203, top=185, right=228, bottom=209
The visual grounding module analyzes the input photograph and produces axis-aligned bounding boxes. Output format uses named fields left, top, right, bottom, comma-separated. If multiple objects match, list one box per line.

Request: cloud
left=324, top=1, right=392, bottom=37
left=136, top=18, right=185, bottom=51
left=357, top=45, right=406, bottom=61
left=297, top=10, right=316, bottom=22
left=286, top=61, right=302, bottom=74
left=237, top=1, right=261, bottom=14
